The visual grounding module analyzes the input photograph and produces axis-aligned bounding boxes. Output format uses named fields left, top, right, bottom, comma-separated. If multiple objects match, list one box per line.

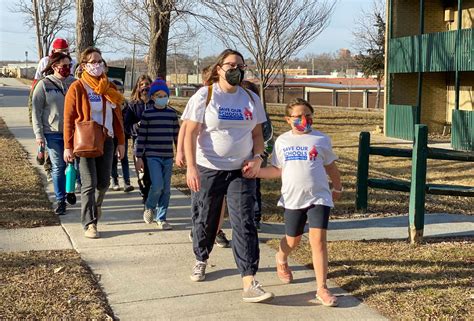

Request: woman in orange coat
left=63, top=47, right=126, bottom=239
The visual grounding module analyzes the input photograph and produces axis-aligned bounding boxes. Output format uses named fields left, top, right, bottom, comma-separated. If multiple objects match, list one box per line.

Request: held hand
left=175, top=151, right=186, bottom=168
left=242, top=157, right=262, bottom=178
left=64, top=148, right=74, bottom=163
left=116, top=144, right=125, bottom=160
left=186, top=165, right=200, bottom=192
left=135, top=157, right=144, bottom=172
left=36, top=138, right=44, bottom=146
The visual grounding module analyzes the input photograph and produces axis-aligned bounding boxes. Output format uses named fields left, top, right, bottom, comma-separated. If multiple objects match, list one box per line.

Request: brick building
left=385, top=0, right=473, bottom=150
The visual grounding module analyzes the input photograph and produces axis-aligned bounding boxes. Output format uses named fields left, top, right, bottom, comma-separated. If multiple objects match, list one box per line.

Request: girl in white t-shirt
left=256, top=98, right=343, bottom=307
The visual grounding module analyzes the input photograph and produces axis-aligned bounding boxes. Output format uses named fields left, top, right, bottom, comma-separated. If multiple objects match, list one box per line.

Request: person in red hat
left=34, top=38, right=77, bottom=80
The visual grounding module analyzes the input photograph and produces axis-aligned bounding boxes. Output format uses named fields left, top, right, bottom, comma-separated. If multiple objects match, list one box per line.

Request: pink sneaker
left=275, top=253, right=293, bottom=284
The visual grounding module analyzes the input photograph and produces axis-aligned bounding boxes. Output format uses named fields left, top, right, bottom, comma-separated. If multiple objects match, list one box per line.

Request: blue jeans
left=145, top=156, right=173, bottom=222
left=44, top=133, right=66, bottom=202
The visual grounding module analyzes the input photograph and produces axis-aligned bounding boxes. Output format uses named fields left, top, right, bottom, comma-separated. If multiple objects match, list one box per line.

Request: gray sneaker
left=242, top=280, right=274, bottom=303
left=143, top=208, right=154, bottom=224
left=190, top=260, right=207, bottom=282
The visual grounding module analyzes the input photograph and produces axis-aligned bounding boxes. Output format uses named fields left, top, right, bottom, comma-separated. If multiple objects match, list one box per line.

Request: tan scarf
left=81, top=72, right=124, bottom=106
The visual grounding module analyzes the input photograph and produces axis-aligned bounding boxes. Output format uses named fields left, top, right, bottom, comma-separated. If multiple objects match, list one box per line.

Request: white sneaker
left=143, top=208, right=154, bottom=224
left=112, top=183, right=120, bottom=191
left=156, top=220, right=172, bottom=230
left=190, top=261, right=207, bottom=282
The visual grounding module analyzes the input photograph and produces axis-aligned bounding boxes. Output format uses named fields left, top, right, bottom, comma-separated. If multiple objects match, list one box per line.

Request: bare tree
left=353, top=0, right=385, bottom=109
left=12, top=0, right=74, bottom=59
left=75, top=0, right=94, bottom=59
left=199, top=0, right=337, bottom=107
left=112, top=0, right=199, bottom=79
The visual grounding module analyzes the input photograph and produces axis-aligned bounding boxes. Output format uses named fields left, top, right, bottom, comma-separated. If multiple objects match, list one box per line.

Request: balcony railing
left=388, top=29, right=473, bottom=73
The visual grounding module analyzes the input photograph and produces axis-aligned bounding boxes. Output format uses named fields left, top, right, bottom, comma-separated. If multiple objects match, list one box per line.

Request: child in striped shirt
left=135, top=79, right=179, bottom=230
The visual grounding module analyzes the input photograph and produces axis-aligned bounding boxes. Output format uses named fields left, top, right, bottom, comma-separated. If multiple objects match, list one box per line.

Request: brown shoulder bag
left=73, top=84, right=107, bottom=158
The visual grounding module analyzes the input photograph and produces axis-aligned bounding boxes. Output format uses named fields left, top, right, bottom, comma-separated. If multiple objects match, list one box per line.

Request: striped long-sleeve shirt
left=135, top=106, right=179, bottom=158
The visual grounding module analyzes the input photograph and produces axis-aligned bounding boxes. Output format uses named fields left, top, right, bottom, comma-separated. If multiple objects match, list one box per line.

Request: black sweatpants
left=191, top=165, right=259, bottom=277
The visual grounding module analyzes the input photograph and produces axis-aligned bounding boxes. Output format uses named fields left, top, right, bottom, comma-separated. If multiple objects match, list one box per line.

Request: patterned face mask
left=84, top=62, right=105, bottom=77
left=292, top=115, right=313, bottom=132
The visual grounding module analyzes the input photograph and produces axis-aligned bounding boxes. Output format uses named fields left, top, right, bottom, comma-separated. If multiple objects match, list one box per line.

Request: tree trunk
left=280, top=66, right=286, bottom=104
left=75, top=0, right=94, bottom=60
left=375, top=78, right=382, bottom=109
left=148, top=3, right=171, bottom=80
left=257, top=67, right=267, bottom=111
left=32, top=0, right=44, bottom=59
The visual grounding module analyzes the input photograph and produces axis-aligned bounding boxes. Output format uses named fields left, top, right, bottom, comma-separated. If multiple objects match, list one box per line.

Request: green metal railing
left=452, top=109, right=474, bottom=151
left=389, top=29, right=473, bottom=73
left=386, top=104, right=417, bottom=140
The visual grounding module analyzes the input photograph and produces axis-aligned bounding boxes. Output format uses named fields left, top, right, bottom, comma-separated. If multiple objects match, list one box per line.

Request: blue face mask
left=154, top=97, right=169, bottom=107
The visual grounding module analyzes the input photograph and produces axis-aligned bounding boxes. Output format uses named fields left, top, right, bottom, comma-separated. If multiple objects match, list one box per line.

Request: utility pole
left=311, top=58, right=314, bottom=75
left=196, top=45, right=200, bottom=82
left=174, top=43, right=178, bottom=86
left=131, top=35, right=136, bottom=91
left=25, top=51, right=28, bottom=69
left=32, top=0, right=43, bottom=59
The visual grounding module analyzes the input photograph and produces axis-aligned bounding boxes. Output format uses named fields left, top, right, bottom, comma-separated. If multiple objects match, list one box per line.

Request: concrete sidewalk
left=1, top=91, right=470, bottom=320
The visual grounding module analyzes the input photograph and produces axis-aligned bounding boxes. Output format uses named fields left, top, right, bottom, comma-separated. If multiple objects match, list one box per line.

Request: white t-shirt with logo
left=182, top=84, right=267, bottom=170
left=83, top=83, right=116, bottom=137
left=272, top=129, right=338, bottom=209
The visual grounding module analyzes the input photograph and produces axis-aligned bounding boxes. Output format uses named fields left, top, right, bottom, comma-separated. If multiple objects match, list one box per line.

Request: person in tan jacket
left=63, top=47, right=125, bottom=239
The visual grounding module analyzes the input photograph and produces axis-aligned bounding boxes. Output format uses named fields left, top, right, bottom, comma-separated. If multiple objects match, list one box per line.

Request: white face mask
left=84, top=62, right=104, bottom=77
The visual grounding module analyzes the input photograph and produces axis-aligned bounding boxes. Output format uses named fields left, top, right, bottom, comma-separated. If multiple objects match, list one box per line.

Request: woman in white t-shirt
left=257, top=98, right=343, bottom=307
left=183, top=49, right=274, bottom=303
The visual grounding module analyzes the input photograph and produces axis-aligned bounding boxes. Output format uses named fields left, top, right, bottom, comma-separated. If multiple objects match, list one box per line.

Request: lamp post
left=25, top=51, right=28, bottom=69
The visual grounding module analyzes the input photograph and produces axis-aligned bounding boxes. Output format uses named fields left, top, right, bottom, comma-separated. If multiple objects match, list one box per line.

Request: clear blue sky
left=0, top=0, right=371, bottom=62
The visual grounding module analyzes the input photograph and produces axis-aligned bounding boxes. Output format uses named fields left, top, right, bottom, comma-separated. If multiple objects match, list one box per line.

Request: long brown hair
left=206, top=49, right=245, bottom=85
left=131, top=74, right=153, bottom=101
left=42, top=52, right=71, bottom=76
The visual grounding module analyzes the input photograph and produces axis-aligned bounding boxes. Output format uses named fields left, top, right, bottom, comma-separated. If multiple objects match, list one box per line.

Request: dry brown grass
left=267, top=237, right=473, bottom=320
left=0, top=117, right=58, bottom=228
left=170, top=99, right=474, bottom=221
left=0, top=250, right=115, bottom=319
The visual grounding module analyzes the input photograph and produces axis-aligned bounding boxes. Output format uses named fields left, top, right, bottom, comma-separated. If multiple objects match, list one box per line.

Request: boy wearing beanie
left=135, top=79, right=179, bottom=229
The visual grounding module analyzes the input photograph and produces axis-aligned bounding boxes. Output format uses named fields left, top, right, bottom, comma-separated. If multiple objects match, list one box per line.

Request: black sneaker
left=123, top=184, right=134, bottom=193
left=55, top=201, right=67, bottom=215
left=215, top=230, right=230, bottom=248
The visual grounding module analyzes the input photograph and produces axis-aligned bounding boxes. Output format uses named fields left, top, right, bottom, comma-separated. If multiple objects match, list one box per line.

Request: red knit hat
left=52, top=38, right=69, bottom=50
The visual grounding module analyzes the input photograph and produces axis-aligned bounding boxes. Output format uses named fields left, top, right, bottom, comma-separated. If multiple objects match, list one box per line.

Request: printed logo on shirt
left=218, top=106, right=253, bottom=121
left=283, top=145, right=308, bottom=161
left=88, top=92, right=101, bottom=102
left=283, top=145, right=319, bottom=161
left=309, top=145, right=319, bottom=160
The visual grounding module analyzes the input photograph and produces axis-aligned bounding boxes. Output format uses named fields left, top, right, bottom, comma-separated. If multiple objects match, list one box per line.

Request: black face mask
left=141, top=86, right=150, bottom=94
left=225, top=68, right=244, bottom=86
